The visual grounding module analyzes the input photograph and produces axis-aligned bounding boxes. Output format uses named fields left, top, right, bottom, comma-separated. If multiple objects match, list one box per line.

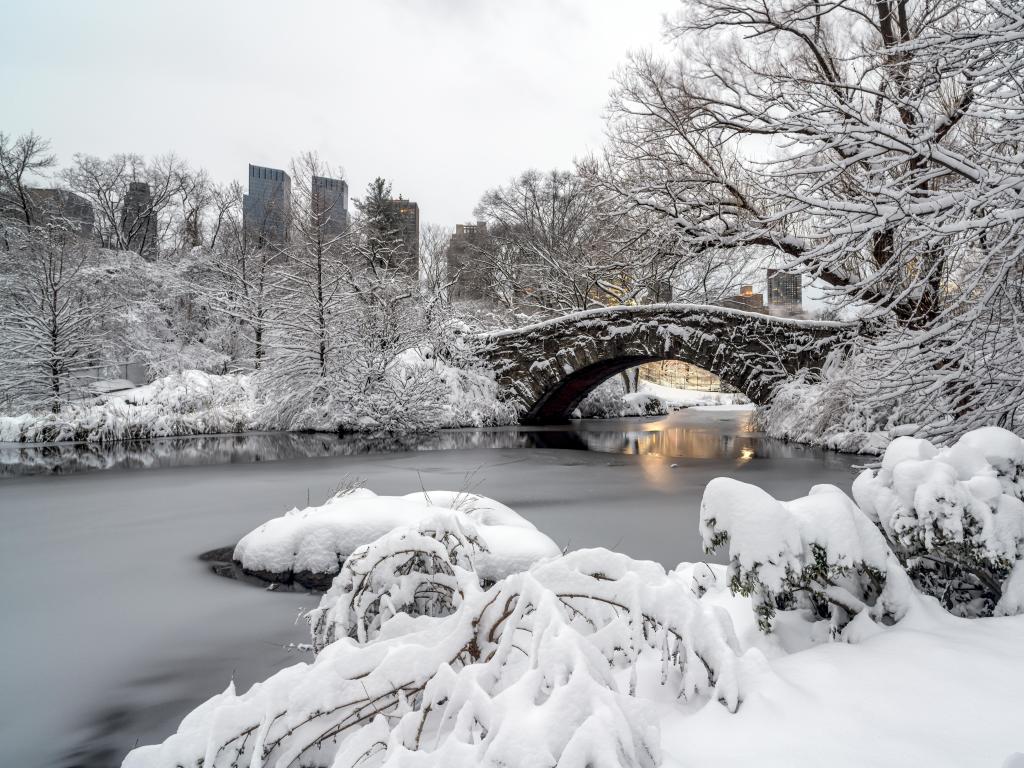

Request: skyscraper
left=447, top=221, right=491, bottom=300
left=243, top=164, right=291, bottom=248
left=383, top=196, right=419, bottom=277
left=311, top=175, right=349, bottom=238
left=121, top=181, right=159, bottom=259
left=767, top=269, right=803, bottom=317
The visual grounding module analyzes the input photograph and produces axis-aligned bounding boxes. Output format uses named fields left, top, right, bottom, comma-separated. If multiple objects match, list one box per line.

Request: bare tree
left=472, top=169, right=673, bottom=316
left=171, top=166, right=213, bottom=250
left=201, top=187, right=278, bottom=371
left=0, top=131, right=57, bottom=228
left=62, top=152, right=185, bottom=256
left=420, top=222, right=453, bottom=299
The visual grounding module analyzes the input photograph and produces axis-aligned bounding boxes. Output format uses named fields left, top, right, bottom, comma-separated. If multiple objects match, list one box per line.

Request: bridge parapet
left=477, top=303, right=857, bottom=424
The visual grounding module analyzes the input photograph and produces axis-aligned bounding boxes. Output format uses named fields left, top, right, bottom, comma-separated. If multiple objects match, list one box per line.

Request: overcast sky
left=4, top=0, right=678, bottom=225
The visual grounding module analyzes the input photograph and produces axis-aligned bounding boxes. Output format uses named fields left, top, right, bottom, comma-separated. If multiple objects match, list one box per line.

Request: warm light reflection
left=578, top=418, right=760, bottom=464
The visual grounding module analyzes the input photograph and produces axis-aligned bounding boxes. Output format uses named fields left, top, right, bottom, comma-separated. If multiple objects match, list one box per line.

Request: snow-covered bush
left=233, top=488, right=561, bottom=589
left=0, top=370, right=256, bottom=443
left=123, top=547, right=757, bottom=768
left=576, top=377, right=667, bottom=419
left=763, top=371, right=901, bottom=455
left=701, top=478, right=913, bottom=636
left=852, top=429, right=1024, bottom=617
left=702, top=427, right=1024, bottom=630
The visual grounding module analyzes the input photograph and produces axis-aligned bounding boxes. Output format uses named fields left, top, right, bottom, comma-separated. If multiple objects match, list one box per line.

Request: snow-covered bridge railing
left=478, top=303, right=859, bottom=424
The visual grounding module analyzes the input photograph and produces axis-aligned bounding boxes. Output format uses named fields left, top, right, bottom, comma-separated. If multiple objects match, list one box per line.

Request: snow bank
left=576, top=378, right=749, bottom=420
left=640, top=380, right=748, bottom=408
left=576, top=377, right=667, bottom=419
left=233, top=488, right=561, bottom=588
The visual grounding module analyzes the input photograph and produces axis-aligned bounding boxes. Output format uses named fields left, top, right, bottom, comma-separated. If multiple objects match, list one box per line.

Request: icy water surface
left=0, top=408, right=863, bottom=767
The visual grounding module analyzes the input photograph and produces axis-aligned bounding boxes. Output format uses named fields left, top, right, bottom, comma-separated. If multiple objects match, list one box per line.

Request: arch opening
left=521, top=355, right=746, bottom=424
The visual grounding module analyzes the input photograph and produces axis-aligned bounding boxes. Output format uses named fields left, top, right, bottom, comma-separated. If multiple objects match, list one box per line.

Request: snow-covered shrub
left=0, top=370, right=256, bottom=443
left=577, top=377, right=667, bottom=419
left=763, top=365, right=908, bottom=455
left=701, top=478, right=913, bottom=636
left=308, top=512, right=487, bottom=647
left=233, top=488, right=561, bottom=589
left=852, top=429, right=1024, bottom=617
left=123, top=548, right=757, bottom=768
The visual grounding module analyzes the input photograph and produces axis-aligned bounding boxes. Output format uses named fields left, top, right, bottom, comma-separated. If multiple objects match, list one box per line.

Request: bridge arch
left=479, top=304, right=856, bottom=424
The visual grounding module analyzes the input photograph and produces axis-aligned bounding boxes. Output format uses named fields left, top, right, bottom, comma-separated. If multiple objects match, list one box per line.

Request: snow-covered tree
left=473, top=169, right=653, bottom=315
left=0, top=226, right=109, bottom=412
left=253, top=153, right=351, bottom=426
left=597, top=0, right=1024, bottom=438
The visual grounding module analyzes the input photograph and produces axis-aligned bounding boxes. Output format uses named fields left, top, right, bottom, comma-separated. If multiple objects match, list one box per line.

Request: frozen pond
left=0, top=408, right=864, bottom=767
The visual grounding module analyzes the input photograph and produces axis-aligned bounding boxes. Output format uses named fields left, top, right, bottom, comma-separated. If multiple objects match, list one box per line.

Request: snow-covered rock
left=233, top=488, right=562, bottom=588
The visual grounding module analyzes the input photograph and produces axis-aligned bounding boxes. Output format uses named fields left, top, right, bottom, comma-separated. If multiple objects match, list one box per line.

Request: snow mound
left=233, top=488, right=562, bottom=588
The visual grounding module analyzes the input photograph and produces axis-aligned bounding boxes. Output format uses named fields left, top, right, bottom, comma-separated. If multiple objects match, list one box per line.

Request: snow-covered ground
left=640, top=381, right=749, bottom=408
left=121, top=425, right=1024, bottom=768
left=577, top=379, right=749, bottom=419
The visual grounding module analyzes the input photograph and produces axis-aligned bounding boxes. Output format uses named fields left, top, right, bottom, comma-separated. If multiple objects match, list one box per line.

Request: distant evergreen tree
left=354, top=177, right=404, bottom=270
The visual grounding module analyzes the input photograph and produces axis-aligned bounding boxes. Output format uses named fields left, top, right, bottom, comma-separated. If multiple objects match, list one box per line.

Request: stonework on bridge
left=479, top=304, right=858, bottom=424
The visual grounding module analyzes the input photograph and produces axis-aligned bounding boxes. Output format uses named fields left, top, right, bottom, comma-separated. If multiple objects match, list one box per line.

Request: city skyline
left=4, top=0, right=677, bottom=227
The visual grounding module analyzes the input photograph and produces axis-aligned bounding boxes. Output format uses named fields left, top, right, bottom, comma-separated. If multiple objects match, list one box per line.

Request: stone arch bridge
left=478, top=304, right=858, bottom=424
